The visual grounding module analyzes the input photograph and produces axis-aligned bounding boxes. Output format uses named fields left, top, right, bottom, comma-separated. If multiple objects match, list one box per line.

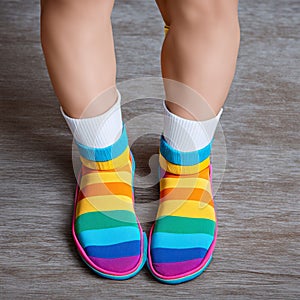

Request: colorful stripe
left=160, top=187, right=212, bottom=203
left=85, top=241, right=140, bottom=259
left=80, top=171, right=132, bottom=186
left=153, top=258, right=204, bottom=278
left=153, top=216, right=215, bottom=235
left=151, top=247, right=208, bottom=263
left=151, top=232, right=214, bottom=250
left=157, top=200, right=215, bottom=220
left=89, top=256, right=141, bottom=274
left=80, top=146, right=130, bottom=170
left=73, top=127, right=144, bottom=277
left=160, top=177, right=212, bottom=194
left=76, top=196, right=134, bottom=217
left=78, top=227, right=140, bottom=247
left=78, top=183, right=133, bottom=201
left=149, top=136, right=217, bottom=280
left=159, top=154, right=210, bottom=175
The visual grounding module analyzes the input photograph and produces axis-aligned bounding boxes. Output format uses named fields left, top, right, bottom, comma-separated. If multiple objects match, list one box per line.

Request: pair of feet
left=72, top=126, right=217, bottom=284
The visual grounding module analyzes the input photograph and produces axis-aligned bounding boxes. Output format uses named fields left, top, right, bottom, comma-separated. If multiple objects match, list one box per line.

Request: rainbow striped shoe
left=72, top=126, right=147, bottom=280
left=147, top=136, right=217, bottom=284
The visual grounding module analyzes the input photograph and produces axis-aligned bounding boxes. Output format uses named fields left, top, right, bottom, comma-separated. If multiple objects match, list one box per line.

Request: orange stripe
left=78, top=182, right=132, bottom=202
left=160, top=187, right=213, bottom=204
left=160, top=197, right=214, bottom=209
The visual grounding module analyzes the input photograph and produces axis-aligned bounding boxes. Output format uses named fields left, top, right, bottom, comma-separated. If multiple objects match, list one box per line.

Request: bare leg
left=156, top=0, right=240, bottom=120
left=40, top=0, right=116, bottom=118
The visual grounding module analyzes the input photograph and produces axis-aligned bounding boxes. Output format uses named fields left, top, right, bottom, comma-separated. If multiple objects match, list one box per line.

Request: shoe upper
left=73, top=127, right=144, bottom=276
left=149, top=136, right=217, bottom=279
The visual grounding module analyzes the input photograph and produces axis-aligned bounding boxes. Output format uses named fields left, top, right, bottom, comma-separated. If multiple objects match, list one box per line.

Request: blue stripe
left=151, top=232, right=213, bottom=250
left=78, top=226, right=140, bottom=247
left=85, top=240, right=140, bottom=259
left=76, top=125, right=128, bottom=162
left=152, top=247, right=208, bottom=263
left=160, top=136, right=212, bottom=166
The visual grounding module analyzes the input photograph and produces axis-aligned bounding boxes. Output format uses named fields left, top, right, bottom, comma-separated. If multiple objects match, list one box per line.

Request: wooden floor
left=1, top=0, right=299, bottom=299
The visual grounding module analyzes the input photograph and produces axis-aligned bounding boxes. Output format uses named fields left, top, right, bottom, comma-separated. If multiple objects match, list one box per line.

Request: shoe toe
left=150, top=230, right=215, bottom=278
left=77, top=226, right=143, bottom=275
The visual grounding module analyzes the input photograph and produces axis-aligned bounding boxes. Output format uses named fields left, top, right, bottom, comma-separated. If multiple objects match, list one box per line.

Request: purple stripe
left=153, top=258, right=203, bottom=277
left=90, top=255, right=140, bottom=273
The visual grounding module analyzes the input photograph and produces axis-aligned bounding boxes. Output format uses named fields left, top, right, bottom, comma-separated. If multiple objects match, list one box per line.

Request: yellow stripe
left=157, top=199, right=215, bottom=221
left=76, top=195, right=134, bottom=218
left=160, top=177, right=211, bottom=194
left=80, top=171, right=131, bottom=189
left=80, top=147, right=130, bottom=170
left=159, top=154, right=210, bottom=175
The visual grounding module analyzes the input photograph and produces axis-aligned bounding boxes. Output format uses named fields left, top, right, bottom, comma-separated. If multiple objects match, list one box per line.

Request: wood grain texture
left=0, top=0, right=299, bottom=299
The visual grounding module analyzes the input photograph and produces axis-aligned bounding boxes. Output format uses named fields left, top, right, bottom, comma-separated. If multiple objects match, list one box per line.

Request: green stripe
left=75, top=210, right=137, bottom=234
left=154, top=216, right=215, bottom=235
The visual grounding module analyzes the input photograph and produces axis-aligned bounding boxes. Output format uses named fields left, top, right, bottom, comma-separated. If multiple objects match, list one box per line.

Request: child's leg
left=156, top=0, right=240, bottom=119
left=40, top=0, right=146, bottom=279
left=41, top=0, right=117, bottom=118
left=148, top=0, right=240, bottom=284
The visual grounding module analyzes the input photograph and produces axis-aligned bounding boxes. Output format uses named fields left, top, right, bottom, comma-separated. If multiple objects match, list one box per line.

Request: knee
left=172, top=0, right=238, bottom=27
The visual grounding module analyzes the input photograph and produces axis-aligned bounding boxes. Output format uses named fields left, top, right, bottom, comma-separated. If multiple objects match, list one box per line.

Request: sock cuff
left=77, top=125, right=131, bottom=171
left=163, top=101, right=223, bottom=152
left=61, top=89, right=123, bottom=148
left=159, top=137, right=211, bottom=175
left=160, top=135, right=212, bottom=166
left=76, top=125, right=128, bottom=162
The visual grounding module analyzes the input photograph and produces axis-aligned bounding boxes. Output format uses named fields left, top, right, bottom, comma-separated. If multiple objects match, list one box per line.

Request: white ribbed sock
left=163, top=101, right=223, bottom=152
left=61, top=90, right=123, bottom=148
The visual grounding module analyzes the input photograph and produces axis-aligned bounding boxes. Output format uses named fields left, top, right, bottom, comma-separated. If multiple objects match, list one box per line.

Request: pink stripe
left=72, top=170, right=144, bottom=277
left=90, top=255, right=140, bottom=273
left=153, top=258, right=204, bottom=277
